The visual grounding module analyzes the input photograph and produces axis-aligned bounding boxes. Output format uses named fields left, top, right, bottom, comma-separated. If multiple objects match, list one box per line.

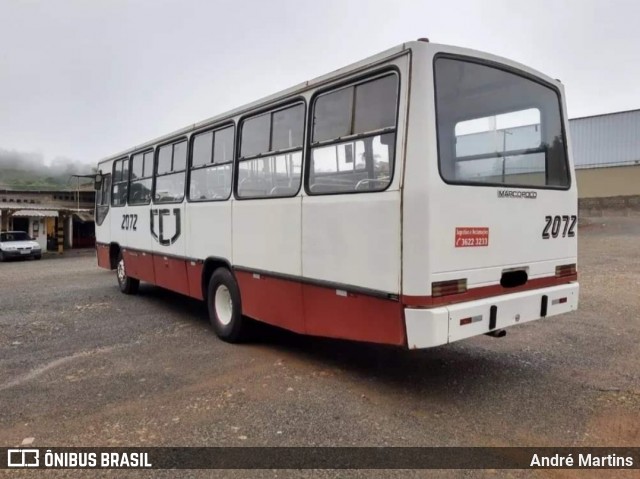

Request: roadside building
left=0, top=187, right=95, bottom=252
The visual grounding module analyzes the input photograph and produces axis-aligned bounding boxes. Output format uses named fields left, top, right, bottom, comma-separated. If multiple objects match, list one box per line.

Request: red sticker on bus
left=455, top=227, right=489, bottom=248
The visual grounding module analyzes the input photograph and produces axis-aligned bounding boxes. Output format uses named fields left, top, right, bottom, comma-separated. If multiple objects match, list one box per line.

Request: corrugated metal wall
left=570, top=109, right=640, bottom=169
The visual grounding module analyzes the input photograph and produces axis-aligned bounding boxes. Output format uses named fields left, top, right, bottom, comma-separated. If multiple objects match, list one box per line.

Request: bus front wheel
left=116, top=251, right=139, bottom=295
left=207, top=268, right=246, bottom=342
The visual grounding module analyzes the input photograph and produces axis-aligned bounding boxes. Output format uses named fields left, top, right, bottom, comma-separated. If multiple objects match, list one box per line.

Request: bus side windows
left=154, top=140, right=187, bottom=203
left=308, top=73, right=399, bottom=195
left=236, top=103, right=305, bottom=199
left=111, top=158, right=129, bottom=206
left=189, top=125, right=234, bottom=201
left=129, top=150, right=153, bottom=205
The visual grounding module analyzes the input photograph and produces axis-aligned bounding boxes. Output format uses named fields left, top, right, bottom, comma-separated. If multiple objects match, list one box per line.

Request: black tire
left=0, top=251, right=4, bottom=262
left=34, top=255, right=41, bottom=260
left=116, top=251, right=139, bottom=295
left=207, top=267, right=246, bottom=342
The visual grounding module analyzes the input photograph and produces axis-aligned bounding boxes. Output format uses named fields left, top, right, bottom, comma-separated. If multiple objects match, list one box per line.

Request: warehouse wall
left=570, top=109, right=640, bottom=169
left=569, top=109, right=640, bottom=215
left=575, top=164, right=640, bottom=198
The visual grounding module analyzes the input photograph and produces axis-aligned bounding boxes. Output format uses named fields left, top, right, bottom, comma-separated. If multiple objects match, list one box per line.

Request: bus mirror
left=94, top=173, right=103, bottom=191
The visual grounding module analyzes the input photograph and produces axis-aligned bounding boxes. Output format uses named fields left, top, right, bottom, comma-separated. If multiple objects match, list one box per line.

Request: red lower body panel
left=235, top=269, right=405, bottom=345
left=123, top=250, right=156, bottom=284
left=119, top=247, right=201, bottom=300
left=96, top=243, right=110, bottom=269
left=186, top=260, right=204, bottom=300
left=152, top=254, right=190, bottom=296
left=102, top=245, right=406, bottom=346
left=235, top=271, right=305, bottom=334
left=303, top=283, right=405, bottom=345
left=135, top=251, right=156, bottom=283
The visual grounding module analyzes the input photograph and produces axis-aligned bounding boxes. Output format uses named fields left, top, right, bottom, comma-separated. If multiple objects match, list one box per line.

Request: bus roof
left=97, top=42, right=413, bottom=167
left=97, top=40, right=561, bottom=168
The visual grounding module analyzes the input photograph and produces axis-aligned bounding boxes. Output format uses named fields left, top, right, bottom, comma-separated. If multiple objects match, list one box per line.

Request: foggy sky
left=0, top=0, right=638, bottom=170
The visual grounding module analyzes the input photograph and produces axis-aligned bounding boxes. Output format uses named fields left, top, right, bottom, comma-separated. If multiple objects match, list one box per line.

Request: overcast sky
left=1, top=0, right=638, bottom=169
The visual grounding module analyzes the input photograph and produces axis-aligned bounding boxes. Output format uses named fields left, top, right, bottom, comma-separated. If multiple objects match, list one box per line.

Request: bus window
left=435, top=57, right=570, bottom=188
left=154, top=140, right=187, bottom=203
left=241, top=113, right=270, bottom=158
left=111, top=158, right=129, bottom=206
left=237, top=103, right=304, bottom=199
left=189, top=125, right=234, bottom=201
left=308, top=73, right=398, bottom=194
left=129, top=150, right=154, bottom=205
left=95, top=173, right=111, bottom=225
left=96, top=173, right=111, bottom=207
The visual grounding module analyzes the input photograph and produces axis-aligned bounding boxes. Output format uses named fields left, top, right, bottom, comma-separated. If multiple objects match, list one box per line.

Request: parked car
left=0, top=231, right=42, bottom=261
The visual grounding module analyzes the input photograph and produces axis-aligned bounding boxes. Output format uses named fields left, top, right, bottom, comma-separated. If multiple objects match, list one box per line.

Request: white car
left=0, top=231, right=42, bottom=261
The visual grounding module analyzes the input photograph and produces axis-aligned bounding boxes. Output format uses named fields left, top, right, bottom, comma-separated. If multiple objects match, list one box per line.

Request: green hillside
left=0, top=167, right=73, bottom=190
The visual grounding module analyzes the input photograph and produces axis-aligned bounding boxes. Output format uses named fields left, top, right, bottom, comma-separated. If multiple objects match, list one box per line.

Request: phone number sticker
left=455, top=227, right=489, bottom=248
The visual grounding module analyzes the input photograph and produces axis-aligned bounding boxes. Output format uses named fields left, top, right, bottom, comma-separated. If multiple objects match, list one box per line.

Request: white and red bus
left=94, top=40, right=579, bottom=348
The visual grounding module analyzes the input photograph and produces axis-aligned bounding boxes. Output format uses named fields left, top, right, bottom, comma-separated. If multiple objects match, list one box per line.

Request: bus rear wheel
left=116, top=251, right=139, bottom=295
left=207, top=268, right=246, bottom=342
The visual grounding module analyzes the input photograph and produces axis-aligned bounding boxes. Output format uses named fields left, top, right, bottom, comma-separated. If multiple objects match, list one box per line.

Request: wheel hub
left=214, top=285, right=233, bottom=325
left=117, top=258, right=126, bottom=283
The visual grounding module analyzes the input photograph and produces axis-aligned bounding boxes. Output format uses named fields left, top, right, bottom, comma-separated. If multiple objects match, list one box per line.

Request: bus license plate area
left=447, top=284, right=578, bottom=343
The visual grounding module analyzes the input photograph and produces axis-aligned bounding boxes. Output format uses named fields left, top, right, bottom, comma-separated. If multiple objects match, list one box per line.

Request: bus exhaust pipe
left=486, top=329, right=507, bottom=338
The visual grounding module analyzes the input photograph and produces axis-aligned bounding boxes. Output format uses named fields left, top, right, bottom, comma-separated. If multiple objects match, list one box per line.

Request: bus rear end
left=403, top=43, right=578, bottom=348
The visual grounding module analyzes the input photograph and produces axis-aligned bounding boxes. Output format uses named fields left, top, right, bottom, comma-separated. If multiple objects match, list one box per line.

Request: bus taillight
left=555, top=264, right=577, bottom=278
left=432, top=279, right=467, bottom=297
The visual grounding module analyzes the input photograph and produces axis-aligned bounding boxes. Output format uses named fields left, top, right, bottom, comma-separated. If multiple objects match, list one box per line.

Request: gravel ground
left=0, top=217, right=638, bottom=479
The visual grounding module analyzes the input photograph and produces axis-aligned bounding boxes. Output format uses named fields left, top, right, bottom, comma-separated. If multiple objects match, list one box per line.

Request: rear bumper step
left=405, top=283, right=579, bottom=349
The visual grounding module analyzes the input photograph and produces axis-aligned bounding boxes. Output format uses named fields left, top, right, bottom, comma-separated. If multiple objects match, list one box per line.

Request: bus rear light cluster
left=555, top=263, right=577, bottom=278
left=432, top=279, right=467, bottom=297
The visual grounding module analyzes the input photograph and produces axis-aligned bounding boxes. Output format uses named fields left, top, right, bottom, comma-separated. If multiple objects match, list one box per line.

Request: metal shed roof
left=11, top=209, right=59, bottom=218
